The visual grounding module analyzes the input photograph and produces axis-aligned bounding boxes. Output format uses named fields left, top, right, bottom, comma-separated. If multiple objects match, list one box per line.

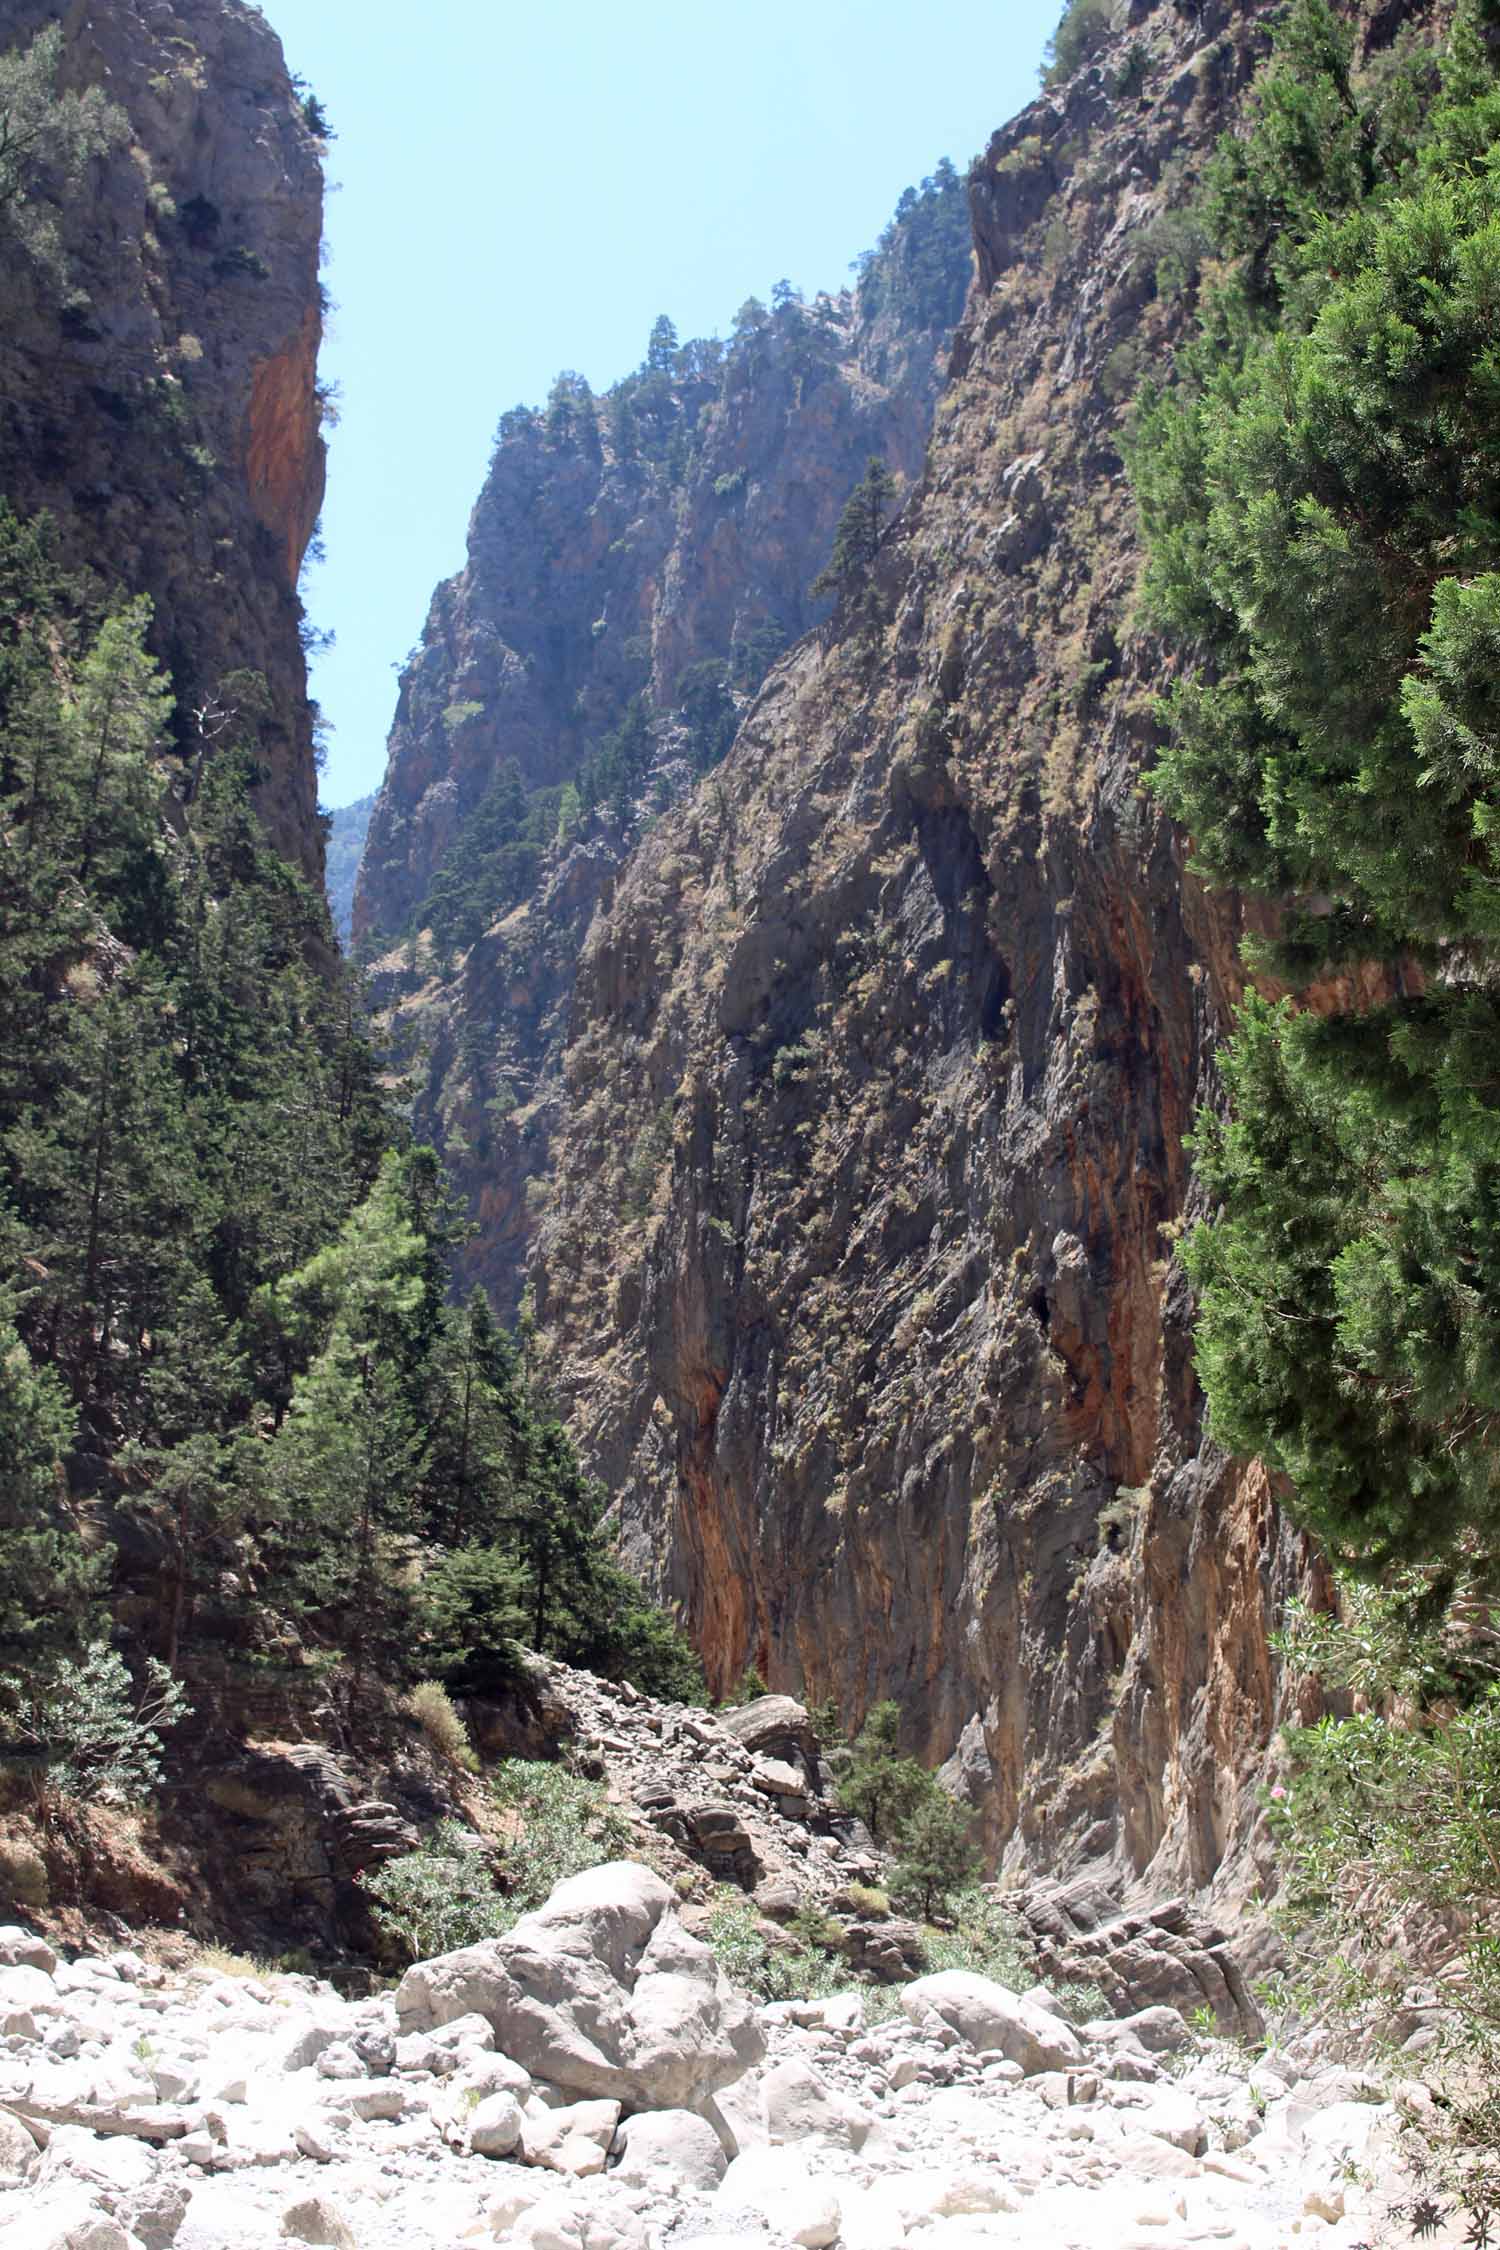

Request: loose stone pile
left=0, top=1870, right=1456, bottom=2250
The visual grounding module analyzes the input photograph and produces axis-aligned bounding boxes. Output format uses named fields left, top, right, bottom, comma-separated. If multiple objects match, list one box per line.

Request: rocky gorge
left=0, top=1862, right=1463, bottom=2250
left=353, top=0, right=1324, bottom=1900
left=3, top=0, right=1496, bottom=2237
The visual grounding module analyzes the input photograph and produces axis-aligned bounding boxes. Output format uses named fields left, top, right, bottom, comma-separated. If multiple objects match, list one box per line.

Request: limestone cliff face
left=355, top=185, right=971, bottom=1311
left=0, top=0, right=327, bottom=880
left=531, top=0, right=1378, bottom=1899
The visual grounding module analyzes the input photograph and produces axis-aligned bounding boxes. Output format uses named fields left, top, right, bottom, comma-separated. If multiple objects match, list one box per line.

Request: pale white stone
left=280, top=2192, right=357, bottom=2248
left=0, top=1929, right=58, bottom=1976
left=720, top=2145, right=843, bottom=2247
left=609, top=2107, right=727, bottom=2190
left=395, top=1861, right=763, bottom=2109
left=520, top=2095, right=621, bottom=2176
left=467, top=2090, right=523, bottom=2158
left=901, top=1972, right=1086, bottom=2075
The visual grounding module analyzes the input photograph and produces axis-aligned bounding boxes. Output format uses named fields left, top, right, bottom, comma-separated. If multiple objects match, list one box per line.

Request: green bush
left=889, top=1793, right=983, bottom=1921
left=490, top=1759, right=633, bottom=1913
left=0, top=1643, right=189, bottom=1810
left=833, top=1701, right=931, bottom=1845
left=400, top=1679, right=478, bottom=1772
left=1042, top=0, right=1115, bottom=87
left=917, top=1888, right=1029, bottom=1987
left=359, top=1821, right=508, bottom=1960
left=703, top=1889, right=847, bottom=2002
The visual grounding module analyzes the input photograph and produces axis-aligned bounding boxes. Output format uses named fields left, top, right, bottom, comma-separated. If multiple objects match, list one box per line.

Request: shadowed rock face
left=531, top=0, right=1412, bottom=1898
left=0, top=0, right=327, bottom=881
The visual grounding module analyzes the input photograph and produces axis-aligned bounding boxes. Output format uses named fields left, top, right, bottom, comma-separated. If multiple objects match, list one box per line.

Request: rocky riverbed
left=0, top=1865, right=1460, bottom=2250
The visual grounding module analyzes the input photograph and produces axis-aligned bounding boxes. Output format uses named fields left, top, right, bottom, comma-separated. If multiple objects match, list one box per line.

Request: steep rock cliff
left=353, top=177, right=971, bottom=1311
left=531, top=0, right=1375, bottom=1899
left=0, top=0, right=327, bottom=880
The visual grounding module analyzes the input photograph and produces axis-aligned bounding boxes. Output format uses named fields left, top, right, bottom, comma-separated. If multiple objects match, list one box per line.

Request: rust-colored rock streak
left=246, top=306, right=326, bottom=588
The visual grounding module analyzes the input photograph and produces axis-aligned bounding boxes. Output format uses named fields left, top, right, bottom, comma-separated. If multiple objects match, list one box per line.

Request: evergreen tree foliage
left=1127, top=0, right=1500, bottom=1571
left=811, top=457, right=898, bottom=611
left=854, top=158, right=971, bottom=336
left=0, top=497, right=701, bottom=1772
left=888, top=1791, right=982, bottom=1921
left=833, top=1700, right=933, bottom=1844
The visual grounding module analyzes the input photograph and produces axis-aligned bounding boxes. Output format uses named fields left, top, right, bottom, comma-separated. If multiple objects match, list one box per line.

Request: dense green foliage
left=0, top=506, right=700, bottom=1787
left=360, top=1761, right=631, bottom=1960
left=1042, top=0, right=1115, bottom=89
left=1127, top=0, right=1500, bottom=1572
left=832, top=1700, right=979, bottom=1918
left=854, top=159, right=970, bottom=337
left=810, top=456, right=898, bottom=613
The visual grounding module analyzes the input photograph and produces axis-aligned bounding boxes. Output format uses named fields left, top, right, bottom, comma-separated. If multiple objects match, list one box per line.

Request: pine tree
left=0, top=1261, right=102, bottom=1671
left=261, top=1151, right=431, bottom=1718
left=811, top=457, right=898, bottom=610
left=1127, top=0, right=1500, bottom=1572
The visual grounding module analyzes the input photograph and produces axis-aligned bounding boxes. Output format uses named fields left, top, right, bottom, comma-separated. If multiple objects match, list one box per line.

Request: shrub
left=359, top=1820, right=508, bottom=1960
left=721, top=1664, right=769, bottom=1708
left=918, top=1888, right=1030, bottom=1987
left=401, top=1679, right=478, bottom=1772
left=1042, top=0, right=1115, bottom=87
left=833, top=1702, right=931, bottom=1844
left=704, top=1889, right=847, bottom=2002
left=0, top=1644, right=189, bottom=1810
left=490, top=1759, right=632, bottom=1913
left=889, top=1793, right=983, bottom=1921
left=842, top=1881, right=890, bottom=1919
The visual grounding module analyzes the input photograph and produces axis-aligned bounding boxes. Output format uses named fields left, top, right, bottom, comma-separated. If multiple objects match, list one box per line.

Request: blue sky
left=262, top=0, right=1061, bottom=808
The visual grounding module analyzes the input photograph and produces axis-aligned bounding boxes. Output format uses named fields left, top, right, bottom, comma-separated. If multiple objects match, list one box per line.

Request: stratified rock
left=394, top=1862, right=763, bottom=2107
left=1015, top=1877, right=1263, bottom=2041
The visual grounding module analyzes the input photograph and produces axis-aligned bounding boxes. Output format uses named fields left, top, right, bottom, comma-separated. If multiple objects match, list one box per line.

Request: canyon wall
left=352, top=178, right=972, bottom=1313
left=0, top=0, right=327, bottom=880
left=533, top=0, right=1340, bottom=1901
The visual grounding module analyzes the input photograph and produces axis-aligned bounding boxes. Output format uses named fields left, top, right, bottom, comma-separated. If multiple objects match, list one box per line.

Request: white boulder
left=520, top=2095, right=621, bottom=2176
left=720, top=2146, right=842, bottom=2247
left=609, top=2106, right=727, bottom=2189
left=467, top=2090, right=524, bottom=2157
left=395, top=1861, right=764, bottom=2108
left=901, top=1971, right=1085, bottom=2075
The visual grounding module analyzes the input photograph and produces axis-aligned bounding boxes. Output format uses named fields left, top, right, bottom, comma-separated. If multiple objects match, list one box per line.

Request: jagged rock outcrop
left=0, top=0, right=327, bottom=880
left=353, top=180, right=971, bottom=1310
left=530, top=0, right=1359, bottom=1896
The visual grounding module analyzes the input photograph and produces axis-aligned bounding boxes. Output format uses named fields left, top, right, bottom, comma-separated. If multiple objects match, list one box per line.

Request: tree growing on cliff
left=811, top=457, right=897, bottom=615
